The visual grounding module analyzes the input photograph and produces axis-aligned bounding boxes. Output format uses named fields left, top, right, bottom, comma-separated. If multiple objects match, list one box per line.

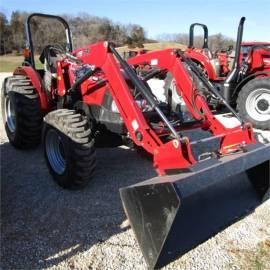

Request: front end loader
left=120, top=145, right=269, bottom=268
left=124, top=48, right=270, bottom=268
left=1, top=13, right=269, bottom=269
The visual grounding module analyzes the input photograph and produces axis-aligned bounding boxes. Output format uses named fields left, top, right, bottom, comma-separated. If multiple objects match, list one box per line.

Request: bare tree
left=1, top=11, right=147, bottom=54
left=158, top=31, right=235, bottom=52
left=0, top=12, right=13, bottom=54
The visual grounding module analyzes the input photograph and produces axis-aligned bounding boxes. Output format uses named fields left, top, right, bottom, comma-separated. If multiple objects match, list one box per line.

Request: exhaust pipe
left=120, top=143, right=270, bottom=269
left=231, top=17, right=245, bottom=71
left=223, top=17, right=246, bottom=102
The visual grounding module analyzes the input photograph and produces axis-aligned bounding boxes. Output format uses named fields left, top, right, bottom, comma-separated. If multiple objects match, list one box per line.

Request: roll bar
left=188, top=23, right=209, bottom=49
left=25, top=13, right=73, bottom=69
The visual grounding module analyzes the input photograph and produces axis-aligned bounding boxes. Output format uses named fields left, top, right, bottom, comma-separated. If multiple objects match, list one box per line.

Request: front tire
left=237, top=78, right=270, bottom=130
left=43, top=109, right=96, bottom=189
left=1, top=75, right=43, bottom=148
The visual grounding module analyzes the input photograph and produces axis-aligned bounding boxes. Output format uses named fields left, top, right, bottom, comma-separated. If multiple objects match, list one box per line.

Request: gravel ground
left=1, top=73, right=270, bottom=270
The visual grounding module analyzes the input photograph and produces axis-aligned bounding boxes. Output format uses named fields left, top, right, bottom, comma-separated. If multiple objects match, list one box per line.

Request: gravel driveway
left=1, top=73, right=269, bottom=270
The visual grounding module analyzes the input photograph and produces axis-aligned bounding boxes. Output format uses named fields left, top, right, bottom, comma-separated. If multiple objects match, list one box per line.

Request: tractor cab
left=241, top=42, right=270, bottom=56
left=239, top=42, right=270, bottom=74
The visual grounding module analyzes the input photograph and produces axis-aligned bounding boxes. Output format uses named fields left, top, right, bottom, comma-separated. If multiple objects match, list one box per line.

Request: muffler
left=120, top=143, right=270, bottom=269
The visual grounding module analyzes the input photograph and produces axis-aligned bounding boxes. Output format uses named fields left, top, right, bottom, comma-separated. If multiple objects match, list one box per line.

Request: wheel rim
left=45, top=129, right=66, bottom=175
left=245, top=88, right=270, bottom=122
left=5, top=96, right=16, bottom=133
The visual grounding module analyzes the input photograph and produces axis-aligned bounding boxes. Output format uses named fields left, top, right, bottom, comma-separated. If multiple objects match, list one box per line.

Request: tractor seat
left=39, top=45, right=59, bottom=74
left=39, top=45, right=61, bottom=91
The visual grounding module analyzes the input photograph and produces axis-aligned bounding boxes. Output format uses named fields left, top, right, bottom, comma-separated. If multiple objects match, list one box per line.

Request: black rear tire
left=1, top=75, right=43, bottom=148
left=43, top=109, right=96, bottom=189
left=237, top=77, right=270, bottom=130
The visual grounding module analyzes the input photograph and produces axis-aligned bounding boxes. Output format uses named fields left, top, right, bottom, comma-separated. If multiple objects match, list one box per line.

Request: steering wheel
left=39, top=44, right=65, bottom=64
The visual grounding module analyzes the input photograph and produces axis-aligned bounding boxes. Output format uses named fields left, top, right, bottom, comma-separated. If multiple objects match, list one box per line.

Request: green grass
left=0, top=55, right=24, bottom=72
left=0, top=55, right=43, bottom=72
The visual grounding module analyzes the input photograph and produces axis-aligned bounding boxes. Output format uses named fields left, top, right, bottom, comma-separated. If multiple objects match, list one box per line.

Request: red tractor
left=1, top=13, right=269, bottom=269
left=183, top=18, right=270, bottom=129
left=185, top=23, right=232, bottom=80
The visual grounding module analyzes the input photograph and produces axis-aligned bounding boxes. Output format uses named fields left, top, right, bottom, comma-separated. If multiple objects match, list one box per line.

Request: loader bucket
left=120, top=143, right=270, bottom=269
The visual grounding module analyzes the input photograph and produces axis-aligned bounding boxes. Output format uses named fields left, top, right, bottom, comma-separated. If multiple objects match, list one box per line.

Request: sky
left=1, top=0, right=270, bottom=41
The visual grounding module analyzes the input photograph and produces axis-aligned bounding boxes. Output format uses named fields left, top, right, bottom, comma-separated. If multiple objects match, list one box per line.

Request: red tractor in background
left=1, top=13, right=269, bottom=269
left=186, top=20, right=270, bottom=81
left=182, top=17, right=270, bottom=129
left=241, top=41, right=270, bottom=57
left=185, top=22, right=233, bottom=80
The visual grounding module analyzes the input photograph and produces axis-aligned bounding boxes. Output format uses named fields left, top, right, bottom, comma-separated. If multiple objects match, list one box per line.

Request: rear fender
left=185, top=52, right=218, bottom=80
left=14, top=66, right=49, bottom=112
left=232, top=71, right=270, bottom=99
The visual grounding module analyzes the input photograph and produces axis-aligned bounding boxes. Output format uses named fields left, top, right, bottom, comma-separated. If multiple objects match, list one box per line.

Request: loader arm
left=66, top=42, right=197, bottom=173
left=66, top=42, right=255, bottom=174
left=128, top=49, right=255, bottom=152
left=121, top=48, right=269, bottom=270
